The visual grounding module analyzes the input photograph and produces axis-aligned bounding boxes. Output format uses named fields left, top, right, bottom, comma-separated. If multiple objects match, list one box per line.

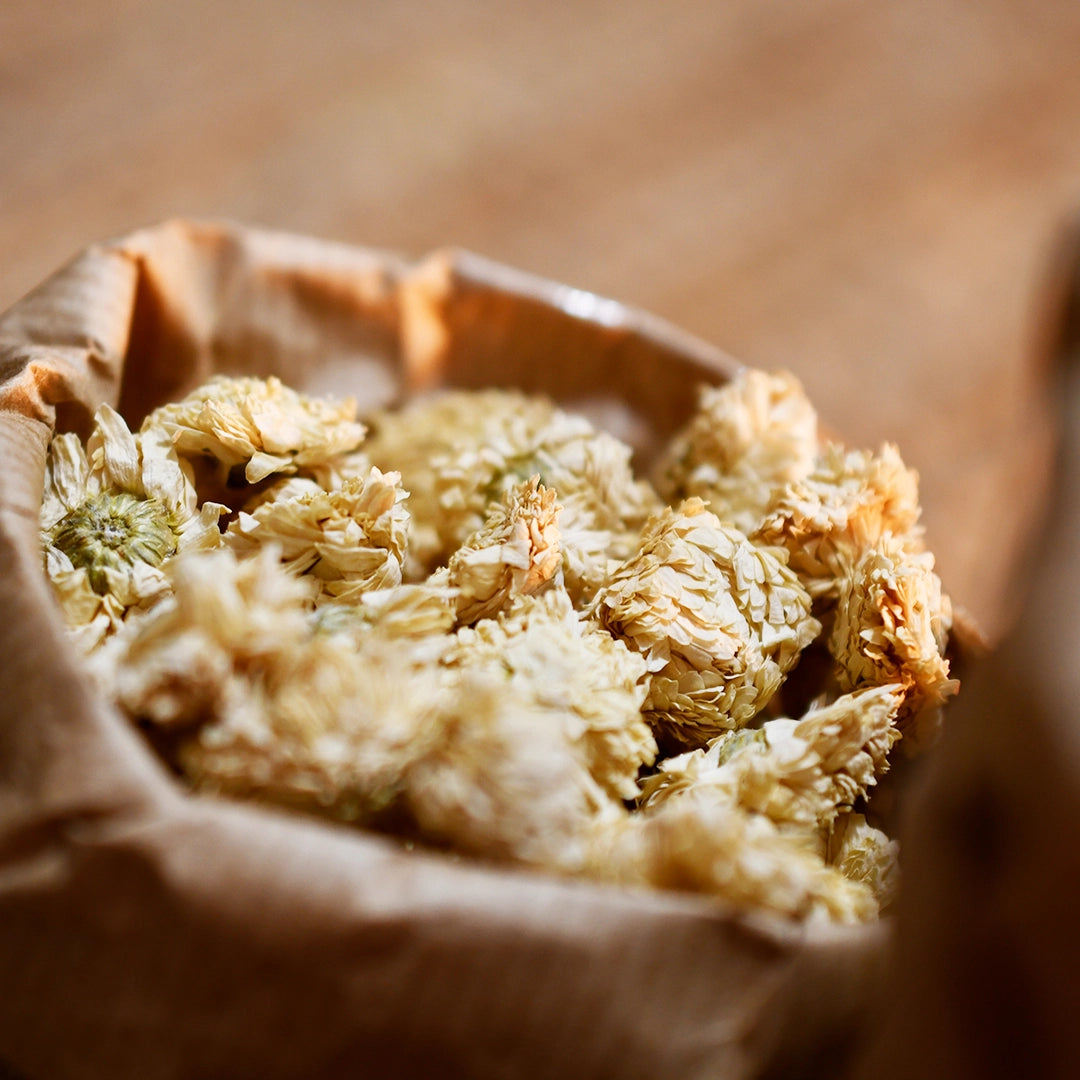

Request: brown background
left=4, top=0, right=1080, bottom=639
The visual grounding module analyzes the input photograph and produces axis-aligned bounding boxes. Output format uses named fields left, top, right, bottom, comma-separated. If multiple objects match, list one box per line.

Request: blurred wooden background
left=4, top=0, right=1080, bottom=639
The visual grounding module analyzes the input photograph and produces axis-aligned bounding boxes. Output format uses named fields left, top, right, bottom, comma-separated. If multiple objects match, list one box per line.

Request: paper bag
left=0, top=220, right=904, bottom=1080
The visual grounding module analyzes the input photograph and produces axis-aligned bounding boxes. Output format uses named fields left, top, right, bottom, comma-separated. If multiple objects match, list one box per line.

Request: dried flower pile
left=42, top=369, right=958, bottom=924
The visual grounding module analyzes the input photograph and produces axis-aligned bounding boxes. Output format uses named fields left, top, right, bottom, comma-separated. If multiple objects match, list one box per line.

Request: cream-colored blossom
left=142, top=374, right=366, bottom=485
left=41, top=405, right=224, bottom=648
left=364, top=388, right=660, bottom=591
left=655, top=370, right=819, bottom=534
left=363, top=388, right=559, bottom=571
left=641, top=684, right=904, bottom=829
left=447, top=477, right=562, bottom=624
left=830, top=538, right=956, bottom=751
left=446, top=588, right=655, bottom=803
left=827, top=812, right=900, bottom=911
left=585, top=796, right=878, bottom=923
left=310, top=582, right=459, bottom=666
left=225, top=466, right=409, bottom=602
left=97, top=546, right=605, bottom=866
left=399, top=669, right=618, bottom=869
left=592, top=499, right=820, bottom=747
left=753, top=442, right=923, bottom=602
left=94, top=545, right=445, bottom=821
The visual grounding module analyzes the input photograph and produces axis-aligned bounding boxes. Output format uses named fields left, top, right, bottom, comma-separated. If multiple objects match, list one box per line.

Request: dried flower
left=41, top=405, right=224, bottom=647
left=447, top=477, right=562, bottom=624
left=225, top=465, right=409, bottom=602
left=753, top=442, right=923, bottom=603
left=592, top=499, right=820, bottom=746
left=585, top=796, right=879, bottom=923
left=398, top=669, right=618, bottom=870
left=446, top=588, right=655, bottom=802
left=827, top=812, right=900, bottom=911
left=830, top=538, right=956, bottom=751
left=641, top=684, right=904, bottom=829
left=142, top=374, right=366, bottom=486
left=655, top=370, right=819, bottom=534
left=364, top=388, right=659, bottom=591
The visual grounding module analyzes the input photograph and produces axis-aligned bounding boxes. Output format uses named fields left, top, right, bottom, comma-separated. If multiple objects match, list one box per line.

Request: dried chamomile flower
left=655, top=370, right=819, bottom=535
left=586, top=796, right=878, bottom=923
left=41, top=405, right=224, bottom=648
left=447, top=477, right=562, bottom=624
left=592, top=498, right=820, bottom=747
left=641, top=684, right=904, bottom=830
left=225, top=466, right=409, bottom=602
left=827, top=812, right=900, bottom=911
left=830, top=537, right=957, bottom=752
left=753, top=442, right=923, bottom=603
left=434, top=417, right=659, bottom=598
left=445, top=588, right=655, bottom=803
left=142, top=374, right=366, bottom=486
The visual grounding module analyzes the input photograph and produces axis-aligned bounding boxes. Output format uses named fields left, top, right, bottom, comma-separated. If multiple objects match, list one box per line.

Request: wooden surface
left=4, top=0, right=1080, bottom=638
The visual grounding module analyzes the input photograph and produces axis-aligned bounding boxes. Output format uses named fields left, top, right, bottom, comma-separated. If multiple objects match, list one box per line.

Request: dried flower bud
left=592, top=499, right=820, bottom=746
left=364, top=388, right=659, bottom=586
left=641, top=684, right=904, bottom=829
left=827, top=812, right=900, bottom=911
left=398, top=670, right=617, bottom=870
left=586, top=796, right=879, bottom=923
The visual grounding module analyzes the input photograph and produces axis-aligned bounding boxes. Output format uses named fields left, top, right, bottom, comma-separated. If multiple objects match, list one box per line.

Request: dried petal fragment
left=592, top=499, right=820, bottom=746
left=446, top=588, right=655, bottom=802
left=656, top=370, right=819, bottom=534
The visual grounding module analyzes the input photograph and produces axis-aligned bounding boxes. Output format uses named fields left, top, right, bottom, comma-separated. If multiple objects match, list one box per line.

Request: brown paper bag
left=0, top=220, right=895, bottom=1080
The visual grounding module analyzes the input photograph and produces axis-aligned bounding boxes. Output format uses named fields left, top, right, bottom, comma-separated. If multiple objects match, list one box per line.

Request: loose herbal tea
left=41, top=369, right=957, bottom=924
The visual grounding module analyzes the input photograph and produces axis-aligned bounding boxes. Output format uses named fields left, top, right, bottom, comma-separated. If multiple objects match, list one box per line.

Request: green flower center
left=50, top=492, right=178, bottom=595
